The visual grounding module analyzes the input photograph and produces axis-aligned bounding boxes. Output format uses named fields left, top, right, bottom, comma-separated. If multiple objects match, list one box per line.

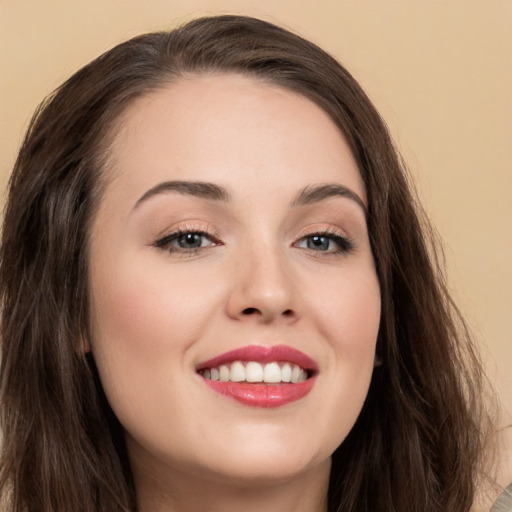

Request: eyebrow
left=291, top=184, right=367, bottom=215
left=133, top=180, right=230, bottom=209
left=133, top=180, right=367, bottom=215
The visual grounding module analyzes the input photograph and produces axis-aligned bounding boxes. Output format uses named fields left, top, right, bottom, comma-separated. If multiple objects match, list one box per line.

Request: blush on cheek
left=314, top=279, right=380, bottom=345
left=90, top=262, right=215, bottom=361
left=95, top=289, right=166, bottom=354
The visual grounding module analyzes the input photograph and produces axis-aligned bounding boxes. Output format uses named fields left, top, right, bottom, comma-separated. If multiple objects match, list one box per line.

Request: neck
left=132, top=456, right=331, bottom=512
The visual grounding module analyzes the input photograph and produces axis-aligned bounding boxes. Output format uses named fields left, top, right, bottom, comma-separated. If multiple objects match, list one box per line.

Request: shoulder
left=475, top=424, right=512, bottom=512
left=489, top=483, right=512, bottom=512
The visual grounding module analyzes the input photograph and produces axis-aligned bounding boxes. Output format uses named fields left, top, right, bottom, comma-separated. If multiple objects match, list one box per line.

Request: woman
left=0, top=15, right=493, bottom=512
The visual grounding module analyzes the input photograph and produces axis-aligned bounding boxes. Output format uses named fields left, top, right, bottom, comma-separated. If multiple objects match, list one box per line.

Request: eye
left=296, top=232, right=354, bottom=254
left=155, top=229, right=218, bottom=253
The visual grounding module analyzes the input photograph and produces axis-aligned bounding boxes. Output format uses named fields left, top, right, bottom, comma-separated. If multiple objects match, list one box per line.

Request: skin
left=88, top=73, right=381, bottom=512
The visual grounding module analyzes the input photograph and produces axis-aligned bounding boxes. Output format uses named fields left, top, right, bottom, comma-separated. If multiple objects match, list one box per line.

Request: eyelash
left=294, top=229, right=355, bottom=255
left=154, top=228, right=220, bottom=254
left=154, top=227, right=355, bottom=256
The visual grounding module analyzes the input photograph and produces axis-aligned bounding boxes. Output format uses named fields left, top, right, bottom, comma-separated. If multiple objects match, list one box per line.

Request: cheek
left=300, top=264, right=380, bottom=438
left=90, top=257, right=215, bottom=349
left=88, top=258, right=219, bottom=416
left=306, top=264, right=381, bottom=354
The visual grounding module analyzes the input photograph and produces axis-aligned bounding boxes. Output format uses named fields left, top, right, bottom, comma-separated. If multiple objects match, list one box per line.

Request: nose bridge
left=226, top=234, right=296, bottom=323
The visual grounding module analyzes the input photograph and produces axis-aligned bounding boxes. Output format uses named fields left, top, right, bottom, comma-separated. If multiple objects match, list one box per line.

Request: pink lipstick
left=196, top=345, right=317, bottom=408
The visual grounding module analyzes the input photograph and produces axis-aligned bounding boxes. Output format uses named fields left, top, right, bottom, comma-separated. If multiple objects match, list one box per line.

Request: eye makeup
left=294, top=227, right=355, bottom=255
left=154, top=225, right=221, bottom=254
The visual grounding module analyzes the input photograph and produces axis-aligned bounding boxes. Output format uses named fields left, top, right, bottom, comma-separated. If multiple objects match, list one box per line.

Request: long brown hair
left=0, top=15, right=490, bottom=512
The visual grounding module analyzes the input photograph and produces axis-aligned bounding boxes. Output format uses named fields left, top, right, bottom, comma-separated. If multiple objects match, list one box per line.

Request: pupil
left=309, top=236, right=329, bottom=251
left=178, top=233, right=202, bottom=248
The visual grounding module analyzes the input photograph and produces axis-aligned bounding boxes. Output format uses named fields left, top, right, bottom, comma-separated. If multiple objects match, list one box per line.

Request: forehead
left=103, top=73, right=365, bottom=207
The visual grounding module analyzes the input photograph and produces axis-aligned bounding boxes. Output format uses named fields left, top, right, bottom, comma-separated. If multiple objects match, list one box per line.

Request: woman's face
left=89, top=74, right=381, bottom=487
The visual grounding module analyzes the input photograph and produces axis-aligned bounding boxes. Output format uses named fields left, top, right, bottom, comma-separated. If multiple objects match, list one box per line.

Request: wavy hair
left=0, top=15, right=490, bottom=512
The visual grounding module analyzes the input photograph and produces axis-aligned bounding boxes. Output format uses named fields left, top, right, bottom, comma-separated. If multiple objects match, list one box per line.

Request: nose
left=225, top=243, right=298, bottom=324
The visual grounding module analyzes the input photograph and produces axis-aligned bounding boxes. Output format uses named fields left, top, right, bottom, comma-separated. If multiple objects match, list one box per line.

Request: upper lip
left=196, top=344, right=318, bottom=372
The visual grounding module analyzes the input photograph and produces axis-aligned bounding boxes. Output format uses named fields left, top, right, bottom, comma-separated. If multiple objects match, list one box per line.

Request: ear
left=373, top=353, right=383, bottom=368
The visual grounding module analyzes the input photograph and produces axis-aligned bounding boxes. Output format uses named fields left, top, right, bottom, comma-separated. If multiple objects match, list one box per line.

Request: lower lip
left=201, top=377, right=316, bottom=408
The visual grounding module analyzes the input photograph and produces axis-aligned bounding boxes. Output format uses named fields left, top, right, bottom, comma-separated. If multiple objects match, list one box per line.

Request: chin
left=199, top=452, right=330, bottom=488
left=190, top=432, right=333, bottom=486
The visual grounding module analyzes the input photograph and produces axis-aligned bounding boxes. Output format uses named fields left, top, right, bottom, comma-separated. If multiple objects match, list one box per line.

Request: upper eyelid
left=154, top=227, right=219, bottom=247
left=152, top=221, right=354, bottom=246
left=296, top=231, right=353, bottom=244
left=294, top=227, right=356, bottom=252
left=295, top=225, right=349, bottom=239
left=155, top=222, right=216, bottom=239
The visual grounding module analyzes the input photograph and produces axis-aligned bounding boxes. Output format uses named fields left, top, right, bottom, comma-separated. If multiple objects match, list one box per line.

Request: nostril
left=242, top=307, right=294, bottom=317
left=242, top=307, right=259, bottom=315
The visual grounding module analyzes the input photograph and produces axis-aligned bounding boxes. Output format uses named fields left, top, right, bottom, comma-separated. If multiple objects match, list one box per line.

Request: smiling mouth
left=198, top=361, right=309, bottom=384
left=196, top=345, right=317, bottom=407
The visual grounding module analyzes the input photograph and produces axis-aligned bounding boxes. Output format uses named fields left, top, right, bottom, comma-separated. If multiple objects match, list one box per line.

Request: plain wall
left=1, top=0, right=511, bottom=478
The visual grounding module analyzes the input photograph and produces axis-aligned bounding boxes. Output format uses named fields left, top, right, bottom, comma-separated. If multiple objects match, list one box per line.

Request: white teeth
left=201, top=361, right=309, bottom=384
left=281, top=363, right=292, bottom=382
left=263, top=362, right=282, bottom=383
left=291, top=365, right=303, bottom=384
left=245, top=362, right=263, bottom=382
left=219, top=365, right=230, bottom=382
left=230, top=361, right=245, bottom=382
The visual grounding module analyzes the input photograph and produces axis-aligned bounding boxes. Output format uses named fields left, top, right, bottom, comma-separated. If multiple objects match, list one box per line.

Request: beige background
left=1, top=0, right=511, bottom=476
